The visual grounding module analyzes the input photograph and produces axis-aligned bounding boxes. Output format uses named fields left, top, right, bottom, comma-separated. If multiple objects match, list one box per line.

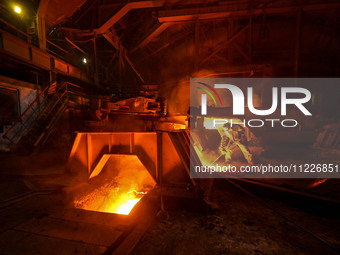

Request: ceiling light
left=14, top=5, right=21, bottom=14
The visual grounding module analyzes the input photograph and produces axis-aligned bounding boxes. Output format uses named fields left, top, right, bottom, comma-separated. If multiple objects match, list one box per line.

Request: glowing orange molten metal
left=73, top=154, right=156, bottom=215
left=74, top=181, right=149, bottom=215
left=115, top=197, right=141, bottom=215
left=107, top=190, right=146, bottom=215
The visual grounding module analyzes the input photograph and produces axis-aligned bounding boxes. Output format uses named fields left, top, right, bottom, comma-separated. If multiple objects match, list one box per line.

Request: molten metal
left=115, top=198, right=140, bottom=215
left=112, top=190, right=147, bottom=215
left=74, top=181, right=149, bottom=215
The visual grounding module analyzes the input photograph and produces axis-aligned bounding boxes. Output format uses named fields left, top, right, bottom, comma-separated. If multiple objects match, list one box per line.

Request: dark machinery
left=94, top=96, right=167, bottom=120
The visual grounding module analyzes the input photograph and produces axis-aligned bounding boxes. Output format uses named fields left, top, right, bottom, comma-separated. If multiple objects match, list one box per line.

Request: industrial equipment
left=94, top=96, right=167, bottom=120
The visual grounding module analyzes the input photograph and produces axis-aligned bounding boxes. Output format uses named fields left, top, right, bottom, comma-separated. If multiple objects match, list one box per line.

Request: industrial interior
left=0, top=0, right=340, bottom=254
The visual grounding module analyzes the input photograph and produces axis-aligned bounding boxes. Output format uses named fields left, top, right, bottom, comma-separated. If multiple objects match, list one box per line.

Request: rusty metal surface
left=67, top=132, right=189, bottom=185
left=0, top=30, right=90, bottom=83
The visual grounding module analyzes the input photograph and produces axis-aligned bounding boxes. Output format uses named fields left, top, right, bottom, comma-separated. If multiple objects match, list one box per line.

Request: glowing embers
left=74, top=180, right=149, bottom=215
left=73, top=154, right=156, bottom=215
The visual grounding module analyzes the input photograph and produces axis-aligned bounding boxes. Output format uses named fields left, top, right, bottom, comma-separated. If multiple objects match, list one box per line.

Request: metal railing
left=2, top=82, right=69, bottom=147
left=2, top=86, right=49, bottom=145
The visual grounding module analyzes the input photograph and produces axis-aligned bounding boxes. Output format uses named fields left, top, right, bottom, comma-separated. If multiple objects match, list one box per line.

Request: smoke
left=162, top=69, right=226, bottom=116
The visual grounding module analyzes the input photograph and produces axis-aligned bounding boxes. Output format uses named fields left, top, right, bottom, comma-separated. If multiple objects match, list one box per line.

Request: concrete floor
left=132, top=179, right=340, bottom=255
left=0, top=150, right=339, bottom=255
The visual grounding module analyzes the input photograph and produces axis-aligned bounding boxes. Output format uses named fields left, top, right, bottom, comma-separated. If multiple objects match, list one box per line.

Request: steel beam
left=104, top=30, right=145, bottom=83
left=103, top=30, right=120, bottom=50
left=0, top=30, right=91, bottom=83
left=233, top=42, right=251, bottom=63
left=37, top=0, right=50, bottom=50
left=199, top=24, right=249, bottom=68
left=158, top=2, right=340, bottom=22
left=133, top=23, right=172, bottom=52
left=96, top=0, right=164, bottom=34
left=65, top=37, right=87, bottom=54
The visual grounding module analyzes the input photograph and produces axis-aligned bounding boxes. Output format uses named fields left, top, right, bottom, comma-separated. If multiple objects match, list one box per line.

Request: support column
left=294, top=11, right=302, bottom=77
left=37, top=0, right=50, bottom=51
left=93, top=33, right=99, bottom=85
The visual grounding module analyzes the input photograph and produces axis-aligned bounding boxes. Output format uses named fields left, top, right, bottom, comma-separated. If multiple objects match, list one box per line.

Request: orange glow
left=74, top=181, right=149, bottom=215
left=110, top=190, right=147, bottom=215
left=72, top=148, right=156, bottom=215
left=115, top=197, right=141, bottom=215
